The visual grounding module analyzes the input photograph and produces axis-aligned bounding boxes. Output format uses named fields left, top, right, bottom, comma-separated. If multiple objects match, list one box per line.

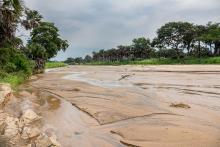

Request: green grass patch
left=0, top=71, right=29, bottom=88
left=46, top=61, right=68, bottom=69
left=85, top=56, right=220, bottom=65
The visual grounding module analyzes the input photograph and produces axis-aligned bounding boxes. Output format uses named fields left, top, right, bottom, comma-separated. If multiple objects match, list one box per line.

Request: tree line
left=0, top=0, right=68, bottom=78
left=65, top=21, right=220, bottom=64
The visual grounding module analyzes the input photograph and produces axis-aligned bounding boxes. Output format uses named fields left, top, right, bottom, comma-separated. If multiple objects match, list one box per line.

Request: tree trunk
left=198, top=41, right=201, bottom=58
left=214, top=42, right=220, bottom=56
left=187, top=42, right=191, bottom=55
left=175, top=45, right=180, bottom=59
left=34, top=58, right=45, bottom=74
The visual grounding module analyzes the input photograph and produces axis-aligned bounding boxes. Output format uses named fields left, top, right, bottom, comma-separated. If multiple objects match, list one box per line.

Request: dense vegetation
left=86, top=57, right=220, bottom=65
left=0, top=0, right=68, bottom=86
left=65, top=22, right=220, bottom=65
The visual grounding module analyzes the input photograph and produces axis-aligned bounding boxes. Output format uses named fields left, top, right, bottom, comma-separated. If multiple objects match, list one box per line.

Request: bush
left=0, top=72, right=25, bottom=87
left=12, top=53, right=33, bottom=75
left=0, top=70, right=9, bottom=78
left=0, top=48, right=33, bottom=75
left=189, top=47, right=210, bottom=57
left=4, top=63, right=17, bottom=73
left=155, top=48, right=185, bottom=59
left=0, top=48, right=34, bottom=86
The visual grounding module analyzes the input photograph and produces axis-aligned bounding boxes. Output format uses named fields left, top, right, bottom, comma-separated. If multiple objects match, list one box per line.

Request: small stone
left=0, top=83, right=11, bottom=92
left=19, top=91, right=32, bottom=97
left=21, top=127, right=41, bottom=140
left=4, top=116, right=19, bottom=138
left=0, top=83, right=12, bottom=106
left=49, top=134, right=61, bottom=147
left=21, top=144, right=32, bottom=147
left=21, top=109, right=41, bottom=125
left=170, top=103, right=191, bottom=109
left=0, top=121, right=6, bottom=134
left=35, top=134, right=53, bottom=147
left=35, top=134, right=61, bottom=147
left=0, top=111, right=8, bottom=134
left=30, top=76, right=38, bottom=80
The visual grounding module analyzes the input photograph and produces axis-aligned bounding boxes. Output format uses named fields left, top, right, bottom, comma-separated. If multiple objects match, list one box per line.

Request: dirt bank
left=16, top=65, right=220, bottom=146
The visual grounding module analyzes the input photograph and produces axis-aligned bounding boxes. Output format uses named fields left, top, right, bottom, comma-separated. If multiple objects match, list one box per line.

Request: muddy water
left=4, top=65, right=220, bottom=147
left=62, top=72, right=133, bottom=88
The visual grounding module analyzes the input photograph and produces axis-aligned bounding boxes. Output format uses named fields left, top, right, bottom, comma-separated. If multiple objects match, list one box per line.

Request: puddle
left=36, top=92, right=61, bottom=111
left=63, top=72, right=132, bottom=88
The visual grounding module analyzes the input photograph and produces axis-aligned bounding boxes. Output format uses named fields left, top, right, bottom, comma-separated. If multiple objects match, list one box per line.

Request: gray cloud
left=24, top=0, right=220, bottom=60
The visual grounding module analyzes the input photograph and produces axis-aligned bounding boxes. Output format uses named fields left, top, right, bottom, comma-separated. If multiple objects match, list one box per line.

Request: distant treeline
left=65, top=21, right=220, bottom=64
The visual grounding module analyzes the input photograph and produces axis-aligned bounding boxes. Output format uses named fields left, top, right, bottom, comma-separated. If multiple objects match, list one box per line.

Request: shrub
left=4, top=63, right=17, bottom=73
left=156, top=48, right=185, bottom=59
left=0, top=48, right=33, bottom=75
left=0, top=48, right=33, bottom=86
left=0, top=70, right=9, bottom=78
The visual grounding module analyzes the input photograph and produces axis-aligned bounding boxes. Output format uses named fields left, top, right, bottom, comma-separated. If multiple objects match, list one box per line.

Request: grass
left=0, top=61, right=67, bottom=87
left=46, top=61, right=68, bottom=69
left=0, top=72, right=28, bottom=88
left=85, top=56, right=220, bottom=65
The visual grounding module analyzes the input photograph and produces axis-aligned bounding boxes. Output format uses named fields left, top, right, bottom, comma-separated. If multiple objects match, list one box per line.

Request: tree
left=75, top=21, right=219, bottom=63
left=182, top=23, right=196, bottom=54
left=0, top=0, right=24, bottom=47
left=64, top=57, right=75, bottom=64
left=200, top=22, right=220, bottom=55
left=155, top=22, right=191, bottom=58
left=84, top=55, right=92, bottom=62
left=26, top=22, right=69, bottom=72
left=22, top=8, right=43, bottom=30
left=195, top=25, right=207, bottom=57
left=132, top=37, right=152, bottom=59
left=74, top=57, right=83, bottom=64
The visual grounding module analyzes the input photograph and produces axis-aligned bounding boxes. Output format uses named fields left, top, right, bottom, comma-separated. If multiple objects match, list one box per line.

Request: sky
left=23, top=0, right=220, bottom=61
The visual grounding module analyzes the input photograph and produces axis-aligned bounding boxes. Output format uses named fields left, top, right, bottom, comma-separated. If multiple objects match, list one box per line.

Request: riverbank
left=0, top=72, right=29, bottom=88
left=1, top=65, right=220, bottom=146
left=0, top=61, right=67, bottom=88
left=29, top=65, right=220, bottom=147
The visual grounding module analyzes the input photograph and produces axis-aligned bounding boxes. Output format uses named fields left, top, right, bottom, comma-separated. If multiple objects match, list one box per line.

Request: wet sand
left=10, top=65, right=220, bottom=147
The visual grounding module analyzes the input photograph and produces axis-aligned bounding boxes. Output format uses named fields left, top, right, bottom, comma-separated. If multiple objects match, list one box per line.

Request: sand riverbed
left=15, top=65, right=220, bottom=147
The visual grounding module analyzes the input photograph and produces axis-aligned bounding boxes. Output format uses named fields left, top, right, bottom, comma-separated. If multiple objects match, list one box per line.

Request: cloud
left=23, top=0, right=220, bottom=60
left=174, top=0, right=220, bottom=10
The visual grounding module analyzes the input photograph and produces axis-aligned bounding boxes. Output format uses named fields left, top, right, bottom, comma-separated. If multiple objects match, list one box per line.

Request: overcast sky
left=23, top=0, right=220, bottom=61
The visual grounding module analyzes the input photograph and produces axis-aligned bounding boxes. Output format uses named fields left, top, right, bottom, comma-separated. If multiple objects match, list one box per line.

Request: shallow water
left=62, top=72, right=132, bottom=88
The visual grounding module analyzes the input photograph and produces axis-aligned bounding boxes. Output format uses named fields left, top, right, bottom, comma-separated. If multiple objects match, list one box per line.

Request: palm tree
left=0, top=0, right=24, bottom=47
left=22, top=8, right=42, bottom=30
